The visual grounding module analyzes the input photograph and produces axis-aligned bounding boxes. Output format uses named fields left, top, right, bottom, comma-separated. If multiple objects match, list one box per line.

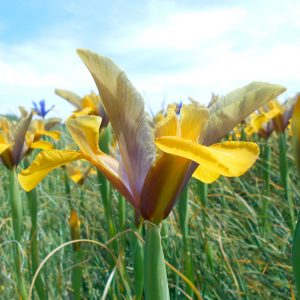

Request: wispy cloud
left=0, top=0, right=300, bottom=118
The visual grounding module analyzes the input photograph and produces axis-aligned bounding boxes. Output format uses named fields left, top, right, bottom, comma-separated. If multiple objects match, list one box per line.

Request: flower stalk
left=144, top=221, right=170, bottom=300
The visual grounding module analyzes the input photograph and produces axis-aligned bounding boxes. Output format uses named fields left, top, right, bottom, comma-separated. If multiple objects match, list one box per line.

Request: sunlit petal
left=18, top=150, right=84, bottom=191
left=30, top=140, right=54, bottom=150
left=180, top=104, right=209, bottom=142
left=38, top=130, right=61, bottom=141
left=203, top=82, right=286, bottom=145
left=155, top=115, right=180, bottom=138
left=55, top=89, right=82, bottom=109
left=77, top=49, right=155, bottom=199
left=66, top=115, right=102, bottom=157
left=192, top=166, right=220, bottom=183
left=156, top=137, right=259, bottom=177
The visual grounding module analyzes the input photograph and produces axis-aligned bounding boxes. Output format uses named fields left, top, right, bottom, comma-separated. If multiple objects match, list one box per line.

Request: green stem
left=9, top=168, right=28, bottom=300
left=261, top=140, right=271, bottom=235
left=132, top=224, right=144, bottom=300
left=27, top=188, right=46, bottom=300
left=144, top=221, right=169, bottom=300
left=279, top=132, right=295, bottom=233
left=178, top=185, right=194, bottom=297
left=292, top=214, right=300, bottom=298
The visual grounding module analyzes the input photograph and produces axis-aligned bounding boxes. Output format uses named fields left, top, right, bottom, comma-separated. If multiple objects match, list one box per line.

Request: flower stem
left=9, top=167, right=28, bottom=300
left=144, top=221, right=169, bottom=300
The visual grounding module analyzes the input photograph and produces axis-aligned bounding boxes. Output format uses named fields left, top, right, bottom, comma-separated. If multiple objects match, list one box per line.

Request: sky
left=1, top=0, right=300, bottom=119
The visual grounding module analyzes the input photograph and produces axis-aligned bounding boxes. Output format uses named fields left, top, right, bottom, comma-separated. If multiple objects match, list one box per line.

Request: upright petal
left=203, top=82, right=286, bottom=145
left=18, top=150, right=84, bottom=191
left=155, top=115, right=180, bottom=138
left=180, top=104, right=209, bottom=142
left=55, top=89, right=82, bottom=109
left=156, top=137, right=259, bottom=177
left=12, top=112, right=33, bottom=165
left=77, top=49, right=156, bottom=199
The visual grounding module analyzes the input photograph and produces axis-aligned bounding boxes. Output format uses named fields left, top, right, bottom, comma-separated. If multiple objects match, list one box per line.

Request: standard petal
left=12, top=112, right=33, bottom=165
left=77, top=49, right=156, bottom=199
left=203, top=82, right=286, bottom=145
left=180, top=104, right=209, bottom=142
left=155, top=137, right=259, bottom=177
left=155, top=114, right=180, bottom=138
left=192, top=166, right=220, bottom=183
left=55, top=89, right=82, bottom=109
left=18, top=150, right=84, bottom=191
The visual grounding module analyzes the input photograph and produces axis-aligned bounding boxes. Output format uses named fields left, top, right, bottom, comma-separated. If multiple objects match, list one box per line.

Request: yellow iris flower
left=18, top=49, right=285, bottom=223
left=55, top=89, right=109, bottom=127
left=0, top=112, right=61, bottom=168
left=65, top=162, right=96, bottom=185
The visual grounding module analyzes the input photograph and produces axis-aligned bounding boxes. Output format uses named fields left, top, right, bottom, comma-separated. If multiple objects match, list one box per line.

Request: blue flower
left=32, top=99, right=54, bottom=118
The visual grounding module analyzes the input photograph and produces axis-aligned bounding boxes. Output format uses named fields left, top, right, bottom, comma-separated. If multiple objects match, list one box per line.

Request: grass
left=0, top=125, right=298, bottom=299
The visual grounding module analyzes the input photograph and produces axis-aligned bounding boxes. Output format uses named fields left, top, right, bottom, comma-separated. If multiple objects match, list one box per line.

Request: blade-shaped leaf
left=202, top=82, right=286, bottom=145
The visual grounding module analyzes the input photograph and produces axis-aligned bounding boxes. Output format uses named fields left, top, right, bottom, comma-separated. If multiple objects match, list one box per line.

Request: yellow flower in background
left=65, top=162, right=96, bottom=185
left=244, top=104, right=281, bottom=137
left=18, top=49, right=286, bottom=223
left=292, top=94, right=300, bottom=170
left=0, top=113, right=33, bottom=168
left=26, top=118, right=61, bottom=150
left=55, top=89, right=109, bottom=127
left=0, top=110, right=61, bottom=168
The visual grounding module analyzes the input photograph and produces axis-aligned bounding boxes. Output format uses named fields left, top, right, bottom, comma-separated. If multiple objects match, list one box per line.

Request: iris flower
left=55, top=89, right=109, bottom=127
left=32, top=99, right=54, bottom=118
left=0, top=112, right=61, bottom=168
left=19, top=49, right=286, bottom=223
left=65, top=162, right=96, bottom=185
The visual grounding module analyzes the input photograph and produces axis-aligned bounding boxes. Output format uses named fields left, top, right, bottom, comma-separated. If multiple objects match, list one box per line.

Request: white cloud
left=1, top=0, right=300, bottom=118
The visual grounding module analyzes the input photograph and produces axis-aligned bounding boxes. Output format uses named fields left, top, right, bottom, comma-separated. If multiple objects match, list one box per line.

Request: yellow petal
left=72, top=107, right=93, bottom=117
left=192, top=166, right=220, bottom=183
left=77, top=49, right=155, bottom=198
left=292, top=94, right=300, bottom=171
left=38, top=130, right=61, bottom=141
left=0, top=143, right=10, bottom=154
left=55, top=89, right=82, bottom=109
left=155, top=137, right=259, bottom=177
left=30, top=140, right=54, bottom=150
left=66, top=115, right=102, bottom=157
left=18, top=150, right=84, bottom=191
left=155, top=114, right=180, bottom=138
left=203, top=82, right=286, bottom=145
left=180, top=104, right=209, bottom=142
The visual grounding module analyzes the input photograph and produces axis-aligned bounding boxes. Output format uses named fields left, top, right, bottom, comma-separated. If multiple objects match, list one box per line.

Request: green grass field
left=0, top=122, right=298, bottom=300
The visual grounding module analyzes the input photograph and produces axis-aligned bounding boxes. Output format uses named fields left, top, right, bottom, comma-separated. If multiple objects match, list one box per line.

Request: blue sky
left=1, top=0, right=300, bottom=119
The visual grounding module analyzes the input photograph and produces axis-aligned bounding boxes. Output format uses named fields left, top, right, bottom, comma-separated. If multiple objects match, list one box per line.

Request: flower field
left=1, top=49, right=300, bottom=300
